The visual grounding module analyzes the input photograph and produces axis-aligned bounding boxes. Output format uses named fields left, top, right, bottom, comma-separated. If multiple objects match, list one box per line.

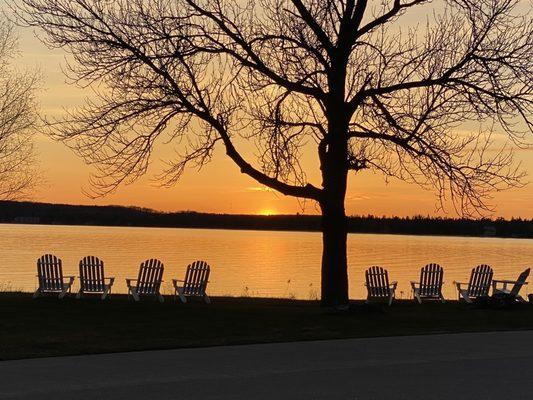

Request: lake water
left=0, top=223, right=532, bottom=300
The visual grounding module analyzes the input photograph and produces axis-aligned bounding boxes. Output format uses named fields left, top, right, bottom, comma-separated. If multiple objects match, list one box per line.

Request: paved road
left=1, top=331, right=533, bottom=399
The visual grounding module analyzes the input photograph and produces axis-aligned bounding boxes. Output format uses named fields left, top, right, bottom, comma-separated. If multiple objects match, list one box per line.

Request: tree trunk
left=319, top=129, right=349, bottom=307
left=320, top=53, right=350, bottom=308
left=320, top=196, right=349, bottom=307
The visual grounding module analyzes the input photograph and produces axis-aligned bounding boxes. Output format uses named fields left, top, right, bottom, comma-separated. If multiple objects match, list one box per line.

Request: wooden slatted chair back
left=365, top=266, right=391, bottom=299
left=419, top=263, right=444, bottom=297
left=37, top=254, right=64, bottom=291
left=510, top=268, right=530, bottom=297
left=137, top=259, right=164, bottom=295
left=467, top=264, right=493, bottom=298
left=183, top=261, right=210, bottom=296
left=79, top=256, right=105, bottom=293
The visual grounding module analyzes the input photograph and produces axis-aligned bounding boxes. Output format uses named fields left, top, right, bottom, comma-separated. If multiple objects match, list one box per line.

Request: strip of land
left=2, top=293, right=533, bottom=360
left=1, top=200, right=532, bottom=238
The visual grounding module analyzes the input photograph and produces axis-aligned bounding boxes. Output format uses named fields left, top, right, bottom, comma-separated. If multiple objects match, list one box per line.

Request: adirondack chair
left=364, top=266, right=397, bottom=306
left=126, top=259, right=165, bottom=302
left=77, top=256, right=115, bottom=300
left=492, top=268, right=530, bottom=303
left=454, top=264, right=493, bottom=303
left=172, top=260, right=211, bottom=304
left=410, top=263, right=445, bottom=304
left=33, top=254, right=75, bottom=299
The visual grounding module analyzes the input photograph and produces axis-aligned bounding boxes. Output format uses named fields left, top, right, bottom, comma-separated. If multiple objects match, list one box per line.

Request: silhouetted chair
left=33, top=254, right=75, bottom=299
left=126, top=259, right=165, bottom=302
left=172, top=260, right=211, bottom=304
left=411, top=263, right=445, bottom=303
left=77, top=256, right=115, bottom=300
left=492, top=268, right=530, bottom=303
left=364, top=266, right=397, bottom=306
left=454, top=264, right=493, bottom=303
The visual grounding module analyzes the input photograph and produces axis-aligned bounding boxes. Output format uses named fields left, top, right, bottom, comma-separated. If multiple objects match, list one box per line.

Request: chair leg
left=76, top=289, right=83, bottom=299
left=204, top=294, right=211, bottom=304
left=177, top=287, right=187, bottom=303
left=103, top=282, right=113, bottom=300
left=459, top=290, right=472, bottom=303
left=389, top=289, right=396, bottom=306
left=59, top=286, right=71, bottom=299
left=414, top=289, right=422, bottom=304
left=101, top=286, right=111, bottom=300
left=157, top=293, right=164, bottom=303
left=130, top=288, right=140, bottom=302
left=59, top=279, right=75, bottom=299
left=32, top=288, right=41, bottom=299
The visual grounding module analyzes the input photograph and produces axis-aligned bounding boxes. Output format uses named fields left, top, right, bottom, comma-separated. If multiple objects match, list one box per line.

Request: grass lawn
left=1, top=292, right=533, bottom=360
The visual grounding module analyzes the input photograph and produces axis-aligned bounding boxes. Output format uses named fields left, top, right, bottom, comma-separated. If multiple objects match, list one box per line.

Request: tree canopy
left=0, top=18, right=39, bottom=199
left=15, top=0, right=533, bottom=213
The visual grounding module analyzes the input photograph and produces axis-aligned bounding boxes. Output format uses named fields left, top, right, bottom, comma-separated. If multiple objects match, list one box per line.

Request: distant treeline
left=0, top=200, right=532, bottom=239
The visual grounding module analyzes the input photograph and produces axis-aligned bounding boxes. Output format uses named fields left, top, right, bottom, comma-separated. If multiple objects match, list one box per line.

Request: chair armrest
left=493, top=279, right=511, bottom=284
left=106, top=277, right=115, bottom=284
left=390, top=281, right=398, bottom=289
left=493, top=280, right=528, bottom=294
left=125, top=278, right=137, bottom=287
left=493, top=279, right=528, bottom=285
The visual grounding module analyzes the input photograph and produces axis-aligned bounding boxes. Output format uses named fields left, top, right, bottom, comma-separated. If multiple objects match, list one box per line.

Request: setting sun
left=259, top=209, right=277, bottom=216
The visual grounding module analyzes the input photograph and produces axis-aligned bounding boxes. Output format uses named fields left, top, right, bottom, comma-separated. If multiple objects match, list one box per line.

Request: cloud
left=346, top=193, right=372, bottom=201
left=245, top=186, right=274, bottom=193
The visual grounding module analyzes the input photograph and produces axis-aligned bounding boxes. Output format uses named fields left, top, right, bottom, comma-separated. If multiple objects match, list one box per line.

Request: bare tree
left=0, top=18, right=39, bottom=200
left=15, top=0, right=532, bottom=306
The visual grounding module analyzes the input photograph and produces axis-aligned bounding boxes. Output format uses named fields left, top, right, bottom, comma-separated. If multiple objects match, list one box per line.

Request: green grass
left=2, top=292, right=533, bottom=360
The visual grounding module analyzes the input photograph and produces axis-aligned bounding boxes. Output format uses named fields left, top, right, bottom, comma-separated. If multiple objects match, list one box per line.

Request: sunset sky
left=12, top=9, right=533, bottom=219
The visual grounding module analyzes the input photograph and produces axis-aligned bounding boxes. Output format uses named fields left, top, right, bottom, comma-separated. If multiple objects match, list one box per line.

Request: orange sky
left=14, top=13, right=533, bottom=219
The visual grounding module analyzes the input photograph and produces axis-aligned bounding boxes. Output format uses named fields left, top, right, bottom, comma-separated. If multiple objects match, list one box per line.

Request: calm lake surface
left=1, top=223, right=532, bottom=300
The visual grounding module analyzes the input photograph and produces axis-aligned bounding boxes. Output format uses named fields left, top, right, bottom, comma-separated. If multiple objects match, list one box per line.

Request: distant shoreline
left=2, top=221, right=533, bottom=242
left=0, top=200, right=532, bottom=239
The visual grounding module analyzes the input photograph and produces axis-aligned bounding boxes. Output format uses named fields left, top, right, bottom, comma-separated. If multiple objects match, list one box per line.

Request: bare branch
left=13, top=0, right=533, bottom=215
left=0, top=18, right=40, bottom=199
